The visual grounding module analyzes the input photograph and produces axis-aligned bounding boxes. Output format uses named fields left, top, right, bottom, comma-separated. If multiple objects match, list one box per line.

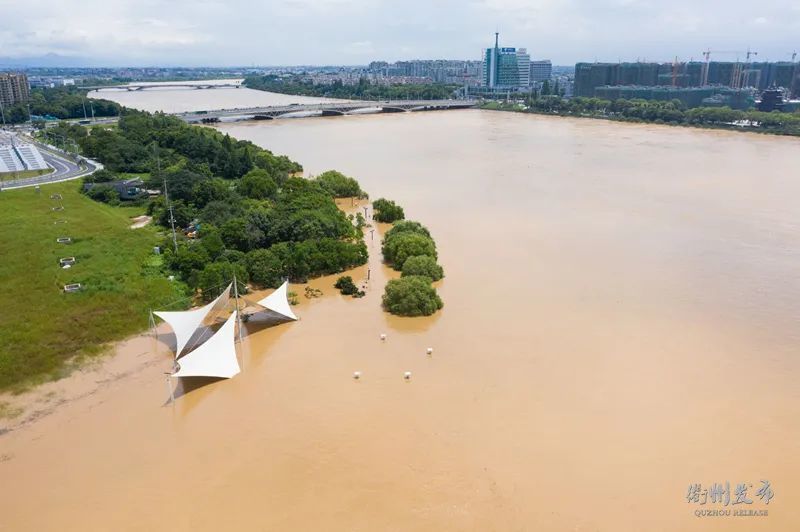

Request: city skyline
left=0, top=0, right=798, bottom=67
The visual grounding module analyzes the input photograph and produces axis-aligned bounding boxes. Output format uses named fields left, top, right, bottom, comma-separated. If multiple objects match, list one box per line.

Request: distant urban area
left=2, top=33, right=799, bottom=127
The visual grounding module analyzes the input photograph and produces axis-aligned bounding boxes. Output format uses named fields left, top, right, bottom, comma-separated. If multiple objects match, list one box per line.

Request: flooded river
left=2, top=87, right=799, bottom=531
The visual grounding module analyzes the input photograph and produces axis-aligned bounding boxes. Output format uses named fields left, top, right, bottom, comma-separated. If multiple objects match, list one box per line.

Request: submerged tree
left=382, top=276, right=443, bottom=317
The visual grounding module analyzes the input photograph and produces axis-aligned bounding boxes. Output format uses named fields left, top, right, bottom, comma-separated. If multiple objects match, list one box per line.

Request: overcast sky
left=1, top=0, right=798, bottom=66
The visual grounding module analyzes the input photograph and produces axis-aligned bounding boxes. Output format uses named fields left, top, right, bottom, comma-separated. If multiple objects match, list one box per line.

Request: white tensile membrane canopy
left=171, top=312, right=240, bottom=379
left=154, top=284, right=231, bottom=357
left=256, top=280, right=298, bottom=321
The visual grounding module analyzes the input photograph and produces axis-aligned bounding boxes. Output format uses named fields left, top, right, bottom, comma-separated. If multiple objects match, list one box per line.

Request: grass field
left=0, top=181, right=186, bottom=392
left=0, top=168, right=54, bottom=182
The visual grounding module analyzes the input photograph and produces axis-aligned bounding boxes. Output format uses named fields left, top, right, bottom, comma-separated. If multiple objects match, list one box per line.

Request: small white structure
left=353, top=371, right=361, bottom=380
left=56, top=237, right=72, bottom=244
left=380, top=333, right=387, bottom=341
left=256, top=280, right=298, bottom=321
left=404, top=371, right=412, bottom=380
left=426, top=347, right=433, bottom=355
left=63, top=283, right=82, bottom=293
left=171, top=313, right=240, bottom=379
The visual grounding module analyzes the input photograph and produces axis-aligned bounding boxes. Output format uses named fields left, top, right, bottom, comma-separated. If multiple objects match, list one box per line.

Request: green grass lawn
left=0, top=168, right=54, bottom=182
left=0, top=182, right=186, bottom=392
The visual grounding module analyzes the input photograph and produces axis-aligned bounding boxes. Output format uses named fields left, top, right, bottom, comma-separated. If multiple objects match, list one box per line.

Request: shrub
left=382, top=276, right=443, bottom=317
left=384, top=220, right=430, bottom=241
left=372, top=198, right=405, bottom=223
left=85, top=184, right=118, bottom=204
left=246, top=248, right=284, bottom=288
left=238, top=168, right=277, bottom=199
left=382, top=232, right=437, bottom=270
left=401, top=255, right=444, bottom=281
left=334, top=275, right=359, bottom=295
left=197, top=261, right=248, bottom=301
left=84, top=168, right=116, bottom=184
left=315, top=170, right=366, bottom=198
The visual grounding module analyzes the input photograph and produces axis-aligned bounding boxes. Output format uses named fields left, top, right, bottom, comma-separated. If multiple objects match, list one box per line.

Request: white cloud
left=0, top=0, right=797, bottom=65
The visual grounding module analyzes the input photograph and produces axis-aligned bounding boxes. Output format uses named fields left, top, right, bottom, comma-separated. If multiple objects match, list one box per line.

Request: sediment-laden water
left=2, top=87, right=798, bottom=531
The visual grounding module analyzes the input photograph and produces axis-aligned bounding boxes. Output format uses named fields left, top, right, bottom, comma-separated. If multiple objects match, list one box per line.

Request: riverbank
left=481, top=99, right=800, bottom=138
left=3, top=89, right=800, bottom=531
left=0, top=181, right=183, bottom=392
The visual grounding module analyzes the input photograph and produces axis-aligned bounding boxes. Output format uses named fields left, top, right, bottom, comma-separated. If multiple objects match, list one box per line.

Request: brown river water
left=1, top=87, right=799, bottom=531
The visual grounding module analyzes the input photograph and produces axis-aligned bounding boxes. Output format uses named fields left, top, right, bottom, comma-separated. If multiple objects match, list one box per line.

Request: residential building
left=0, top=72, right=30, bottom=107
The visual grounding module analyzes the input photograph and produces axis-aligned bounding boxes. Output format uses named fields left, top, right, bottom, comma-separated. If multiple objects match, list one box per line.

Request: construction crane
left=672, top=56, right=680, bottom=87
left=701, top=49, right=757, bottom=88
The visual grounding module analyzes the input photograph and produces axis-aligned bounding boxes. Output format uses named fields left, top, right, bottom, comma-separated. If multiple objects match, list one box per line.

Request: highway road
left=0, top=134, right=102, bottom=191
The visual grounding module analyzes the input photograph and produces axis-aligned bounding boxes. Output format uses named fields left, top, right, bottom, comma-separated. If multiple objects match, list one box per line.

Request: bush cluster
left=315, top=170, right=366, bottom=198
left=372, top=198, right=405, bottom=223
left=380, top=219, right=444, bottom=317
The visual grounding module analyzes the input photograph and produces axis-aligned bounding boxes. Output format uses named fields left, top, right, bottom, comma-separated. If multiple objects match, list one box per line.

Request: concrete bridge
left=87, top=82, right=242, bottom=92
left=176, top=99, right=478, bottom=123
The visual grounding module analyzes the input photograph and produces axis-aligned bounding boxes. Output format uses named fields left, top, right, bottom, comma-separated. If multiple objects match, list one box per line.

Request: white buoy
left=353, top=371, right=361, bottom=380
left=380, top=333, right=387, bottom=341
left=426, top=347, right=433, bottom=355
left=404, top=371, right=412, bottom=380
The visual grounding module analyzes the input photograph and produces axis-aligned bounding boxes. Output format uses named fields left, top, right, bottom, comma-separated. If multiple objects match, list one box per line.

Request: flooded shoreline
left=2, top=88, right=799, bottom=530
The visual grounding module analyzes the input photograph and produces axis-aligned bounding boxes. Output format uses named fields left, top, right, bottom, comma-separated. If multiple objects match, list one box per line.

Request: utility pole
left=82, top=99, right=88, bottom=120
left=0, top=99, right=6, bottom=128
left=164, top=176, right=178, bottom=253
left=156, top=144, right=178, bottom=253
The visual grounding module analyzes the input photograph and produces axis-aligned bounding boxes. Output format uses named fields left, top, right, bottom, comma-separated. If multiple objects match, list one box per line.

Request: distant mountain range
left=0, top=54, right=91, bottom=68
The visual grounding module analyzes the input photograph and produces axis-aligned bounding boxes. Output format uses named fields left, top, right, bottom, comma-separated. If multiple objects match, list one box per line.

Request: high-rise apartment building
left=0, top=72, right=30, bottom=107
left=482, top=34, right=530, bottom=90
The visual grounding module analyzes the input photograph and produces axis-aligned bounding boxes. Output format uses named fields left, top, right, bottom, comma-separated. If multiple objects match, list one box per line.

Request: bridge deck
left=177, top=100, right=478, bottom=122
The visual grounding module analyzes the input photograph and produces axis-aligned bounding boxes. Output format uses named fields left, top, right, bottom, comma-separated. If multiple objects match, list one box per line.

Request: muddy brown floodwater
left=2, top=89, right=800, bottom=531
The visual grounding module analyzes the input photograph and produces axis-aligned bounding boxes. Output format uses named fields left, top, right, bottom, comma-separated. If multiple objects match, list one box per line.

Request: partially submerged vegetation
left=335, top=276, right=364, bottom=298
left=48, top=111, right=367, bottom=298
left=482, top=97, right=800, bottom=137
left=380, top=217, right=444, bottom=317
left=372, top=198, right=405, bottom=223
left=2, top=106, right=446, bottom=389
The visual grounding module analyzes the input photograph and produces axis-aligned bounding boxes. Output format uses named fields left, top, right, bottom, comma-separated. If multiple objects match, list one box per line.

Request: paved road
left=0, top=135, right=102, bottom=191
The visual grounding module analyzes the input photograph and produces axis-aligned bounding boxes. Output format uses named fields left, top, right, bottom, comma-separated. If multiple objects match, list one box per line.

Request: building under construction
left=575, top=60, right=799, bottom=103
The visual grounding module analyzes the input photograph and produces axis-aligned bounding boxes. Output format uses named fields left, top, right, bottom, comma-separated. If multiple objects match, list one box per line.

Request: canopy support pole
left=149, top=309, right=157, bottom=353
left=165, top=375, right=175, bottom=407
left=233, top=274, right=244, bottom=368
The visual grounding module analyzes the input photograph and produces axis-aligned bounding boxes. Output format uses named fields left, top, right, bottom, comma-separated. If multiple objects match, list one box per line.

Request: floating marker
left=353, top=371, right=361, bottom=380
left=404, top=371, right=412, bottom=380
left=380, top=333, right=387, bottom=341
left=426, top=347, right=433, bottom=355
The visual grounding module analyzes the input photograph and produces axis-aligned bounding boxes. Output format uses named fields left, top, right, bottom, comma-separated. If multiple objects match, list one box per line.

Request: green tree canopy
left=382, top=276, right=443, bottom=317
left=315, top=170, right=366, bottom=198
left=238, top=168, right=278, bottom=200
left=401, top=255, right=444, bottom=281
left=372, top=198, right=405, bottom=223
left=382, top=231, right=437, bottom=270
left=384, top=220, right=431, bottom=241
